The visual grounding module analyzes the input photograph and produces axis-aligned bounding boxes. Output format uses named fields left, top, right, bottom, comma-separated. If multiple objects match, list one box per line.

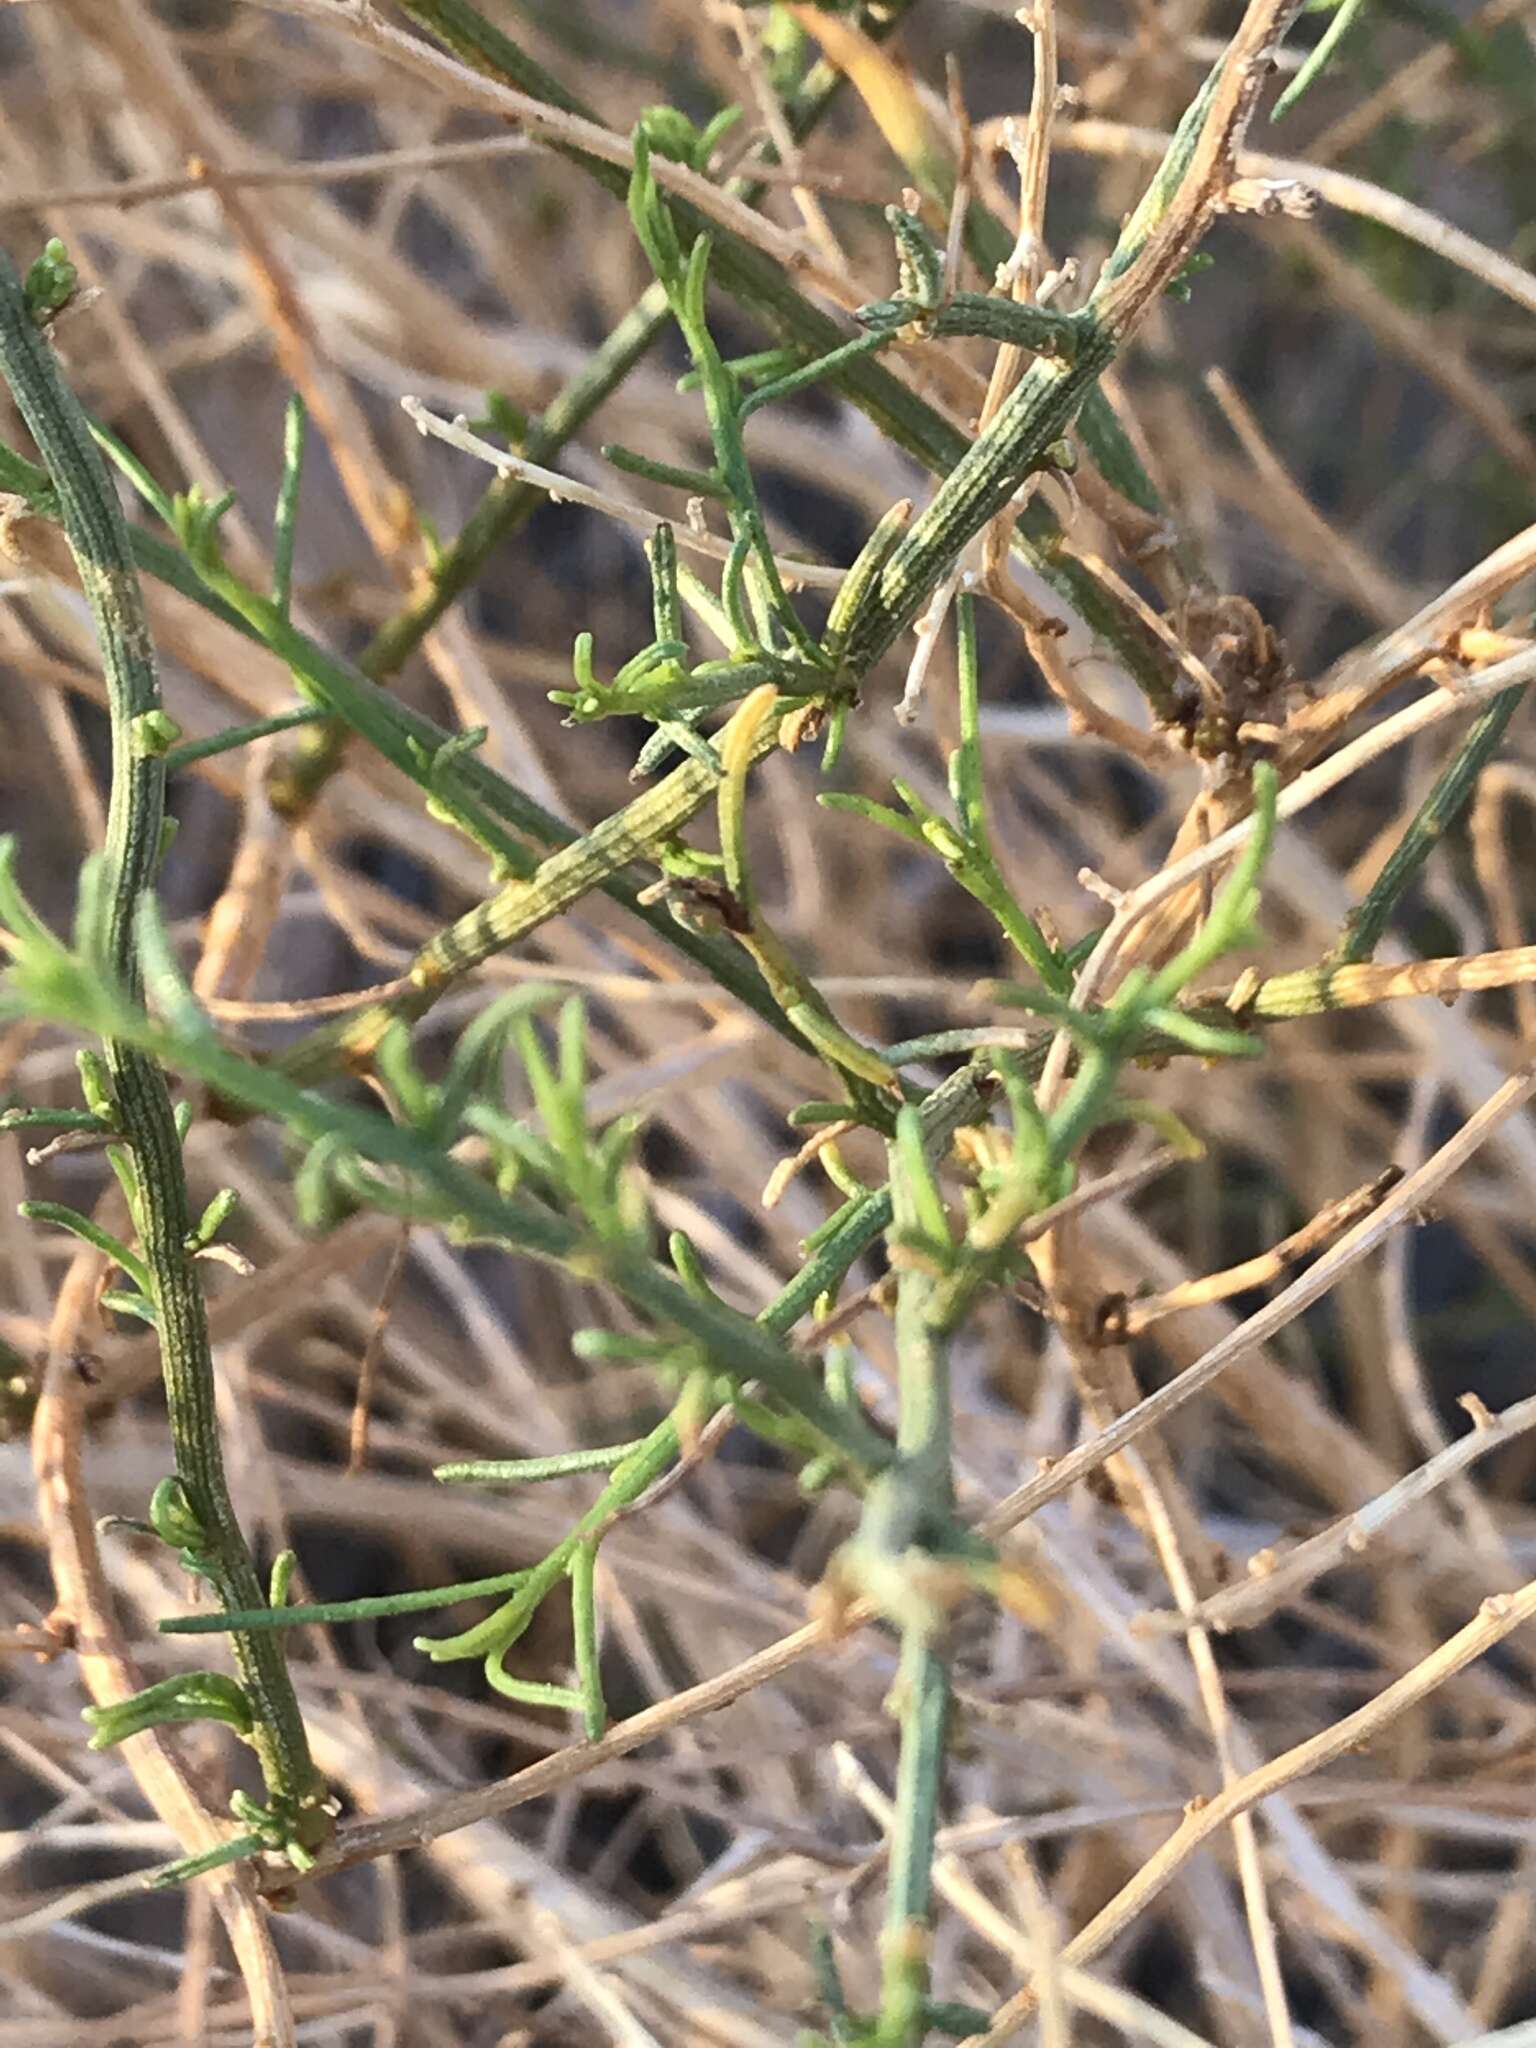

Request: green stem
left=0, top=253, right=328, bottom=1857
left=149, top=1065, right=989, bottom=1731
left=160, top=1567, right=534, bottom=1635
left=269, top=297, right=1115, bottom=1079
left=268, top=282, right=674, bottom=815
left=268, top=0, right=1292, bottom=1078
left=35, top=960, right=897, bottom=1477
left=268, top=0, right=923, bottom=819
left=390, top=0, right=1174, bottom=703
left=163, top=552, right=813, bottom=1057
left=163, top=707, right=324, bottom=774
left=876, top=1126, right=955, bottom=2045
left=1332, top=684, right=1527, bottom=965
left=879, top=1639, right=949, bottom=2045
left=2, top=0, right=1214, bottom=1097
left=278, top=702, right=783, bottom=1077
left=270, top=393, right=306, bottom=619
left=435, top=1442, right=646, bottom=1484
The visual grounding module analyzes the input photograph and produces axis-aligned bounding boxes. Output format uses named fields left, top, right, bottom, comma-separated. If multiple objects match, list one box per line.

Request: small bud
left=188, top=1186, right=239, bottom=1252
left=269, top=1549, right=298, bottom=1607
left=149, top=1475, right=208, bottom=1557
left=23, top=238, right=78, bottom=322
left=76, top=1049, right=116, bottom=1121
left=635, top=104, right=704, bottom=168
left=131, top=710, right=183, bottom=759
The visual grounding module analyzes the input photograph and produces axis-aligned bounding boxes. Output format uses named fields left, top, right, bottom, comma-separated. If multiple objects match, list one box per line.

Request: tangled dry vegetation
left=3, top=1, right=1536, bottom=2044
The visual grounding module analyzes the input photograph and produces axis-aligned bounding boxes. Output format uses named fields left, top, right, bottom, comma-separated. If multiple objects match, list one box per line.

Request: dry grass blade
left=31, top=1255, right=294, bottom=2048
left=1141, top=1391, right=1536, bottom=1636
left=982, top=1063, right=1536, bottom=1540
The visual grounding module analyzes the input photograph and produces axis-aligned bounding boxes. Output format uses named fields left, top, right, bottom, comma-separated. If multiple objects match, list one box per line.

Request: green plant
left=0, top=251, right=331, bottom=1876
left=3, top=0, right=1536, bottom=2041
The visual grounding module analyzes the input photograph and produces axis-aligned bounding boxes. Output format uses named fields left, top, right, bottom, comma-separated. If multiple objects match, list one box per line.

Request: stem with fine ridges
left=0, top=248, right=328, bottom=1861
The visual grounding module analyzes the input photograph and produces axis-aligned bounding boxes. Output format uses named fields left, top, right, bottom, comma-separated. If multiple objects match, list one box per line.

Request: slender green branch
left=270, top=392, right=306, bottom=619
left=1331, top=684, right=1527, bottom=965
left=877, top=1120, right=955, bottom=2044
left=270, top=59, right=1246, bottom=1083
left=160, top=1567, right=535, bottom=1635
left=388, top=0, right=1177, bottom=702
left=5, top=927, right=893, bottom=1478
left=2, top=4, right=1269, bottom=1101
left=94, top=521, right=809, bottom=1056
left=1273, top=0, right=1369, bottom=118
left=277, top=694, right=789, bottom=1078
left=268, top=0, right=924, bottom=818
left=162, top=707, right=324, bottom=774
left=0, top=249, right=329, bottom=1864
left=268, top=282, right=677, bottom=815
left=879, top=1639, right=949, bottom=2044
left=435, top=1443, right=647, bottom=1484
